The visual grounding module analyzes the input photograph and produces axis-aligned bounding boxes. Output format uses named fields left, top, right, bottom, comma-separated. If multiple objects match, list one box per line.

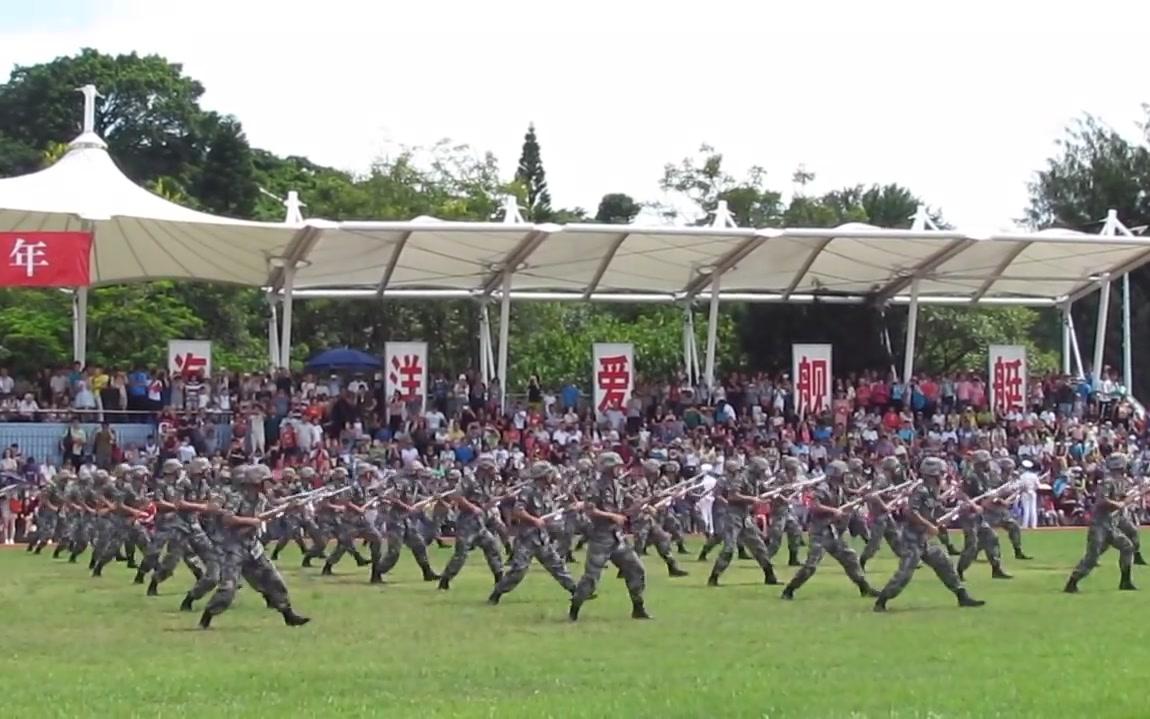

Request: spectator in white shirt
left=177, top=438, right=197, bottom=463
left=0, top=368, right=13, bottom=397
left=1018, top=459, right=1040, bottom=529
left=17, top=393, right=38, bottom=421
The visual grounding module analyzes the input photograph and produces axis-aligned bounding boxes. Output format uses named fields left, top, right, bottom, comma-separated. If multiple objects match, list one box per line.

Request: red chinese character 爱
left=797, top=356, right=828, bottom=414
left=993, top=357, right=1023, bottom=412
left=389, top=354, right=424, bottom=399
left=596, top=354, right=630, bottom=412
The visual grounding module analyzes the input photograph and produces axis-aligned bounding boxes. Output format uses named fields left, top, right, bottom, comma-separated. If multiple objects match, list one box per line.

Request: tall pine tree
left=514, top=122, right=552, bottom=221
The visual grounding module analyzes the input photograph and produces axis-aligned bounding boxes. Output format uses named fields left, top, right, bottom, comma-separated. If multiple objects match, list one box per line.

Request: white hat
left=1021, top=459, right=1034, bottom=469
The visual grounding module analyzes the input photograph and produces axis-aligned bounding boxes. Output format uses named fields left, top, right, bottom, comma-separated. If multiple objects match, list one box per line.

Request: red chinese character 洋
left=993, top=357, right=1024, bottom=412
left=797, top=356, right=828, bottom=415
left=173, top=352, right=207, bottom=379
left=596, top=354, right=630, bottom=413
left=389, top=354, right=424, bottom=399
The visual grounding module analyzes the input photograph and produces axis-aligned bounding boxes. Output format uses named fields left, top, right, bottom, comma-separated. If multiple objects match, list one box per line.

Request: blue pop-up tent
left=304, top=347, right=382, bottom=373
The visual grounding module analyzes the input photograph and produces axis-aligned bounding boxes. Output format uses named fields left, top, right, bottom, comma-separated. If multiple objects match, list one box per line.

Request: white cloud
left=2, top=0, right=1148, bottom=228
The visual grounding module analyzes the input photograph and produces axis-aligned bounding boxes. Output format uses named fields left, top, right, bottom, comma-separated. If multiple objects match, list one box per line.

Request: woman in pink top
left=956, top=374, right=973, bottom=410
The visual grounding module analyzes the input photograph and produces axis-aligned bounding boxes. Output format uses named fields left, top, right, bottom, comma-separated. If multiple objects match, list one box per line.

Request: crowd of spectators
left=0, top=361, right=1144, bottom=538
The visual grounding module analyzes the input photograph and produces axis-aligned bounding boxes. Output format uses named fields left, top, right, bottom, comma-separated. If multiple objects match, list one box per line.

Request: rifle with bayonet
left=936, top=479, right=1022, bottom=525
left=839, top=477, right=922, bottom=512
left=260, top=484, right=352, bottom=521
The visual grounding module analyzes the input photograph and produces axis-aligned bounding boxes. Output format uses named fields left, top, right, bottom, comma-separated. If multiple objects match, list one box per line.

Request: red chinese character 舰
left=596, top=354, right=630, bottom=413
left=173, top=353, right=207, bottom=378
left=389, top=354, right=424, bottom=399
left=993, top=357, right=1023, bottom=412
left=797, top=356, right=828, bottom=415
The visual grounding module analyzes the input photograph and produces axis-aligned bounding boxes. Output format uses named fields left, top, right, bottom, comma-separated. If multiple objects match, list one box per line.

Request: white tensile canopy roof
left=0, top=88, right=300, bottom=287
left=274, top=212, right=1150, bottom=307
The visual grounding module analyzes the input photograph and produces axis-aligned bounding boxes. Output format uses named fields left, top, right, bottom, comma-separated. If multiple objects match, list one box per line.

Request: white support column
left=682, top=305, right=694, bottom=382
left=73, top=286, right=88, bottom=366
left=478, top=303, right=491, bottom=384
left=279, top=265, right=296, bottom=370
left=1122, top=273, right=1133, bottom=392
left=1092, top=275, right=1112, bottom=383
left=903, top=279, right=920, bottom=383
left=704, top=276, right=721, bottom=390
left=267, top=294, right=281, bottom=370
left=1061, top=302, right=1072, bottom=376
left=497, top=272, right=512, bottom=410
left=1066, top=302, right=1086, bottom=379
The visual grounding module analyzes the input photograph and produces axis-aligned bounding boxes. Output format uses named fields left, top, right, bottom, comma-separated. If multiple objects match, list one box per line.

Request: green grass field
left=1, top=530, right=1143, bottom=718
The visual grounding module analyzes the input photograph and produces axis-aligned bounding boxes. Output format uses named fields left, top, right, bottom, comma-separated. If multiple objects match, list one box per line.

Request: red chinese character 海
left=797, top=356, right=828, bottom=415
left=596, top=354, right=630, bottom=412
left=173, top=353, right=207, bottom=378
left=993, top=357, right=1023, bottom=412
left=389, top=354, right=424, bottom=399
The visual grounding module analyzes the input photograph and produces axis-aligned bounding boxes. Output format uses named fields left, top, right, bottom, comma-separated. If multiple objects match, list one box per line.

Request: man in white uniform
left=1019, top=459, right=1040, bottom=530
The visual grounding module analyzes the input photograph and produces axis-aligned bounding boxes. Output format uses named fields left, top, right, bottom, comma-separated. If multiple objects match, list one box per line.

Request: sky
left=1, top=0, right=1148, bottom=231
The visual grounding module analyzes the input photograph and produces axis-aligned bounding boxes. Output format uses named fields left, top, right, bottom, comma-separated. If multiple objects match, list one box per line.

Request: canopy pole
left=879, top=309, right=898, bottom=380
left=497, top=272, right=511, bottom=411
left=72, top=287, right=88, bottom=366
left=682, top=304, right=694, bottom=383
left=478, top=303, right=492, bottom=385
left=1092, top=275, right=1111, bottom=384
left=280, top=265, right=296, bottom=370
left=704, top=276, right=721, bottom=391
left=903, top=279, right=920, bottom=383
left=1066, top=302, right=1086, bottom=378
left=1061, top=301, right=1072, bottom=376
left=267, top=294, right=281, bottom=370
left=1123, top=273, right=1133, bottom=393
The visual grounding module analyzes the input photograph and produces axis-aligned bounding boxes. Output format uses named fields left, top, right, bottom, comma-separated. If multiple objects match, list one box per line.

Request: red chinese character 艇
left=993, top=357, right=1023, bottom=412
left=596, top=354, right=630, bottom=412
left=797, top=356, right=828, bottom=414
left=389, top=354, right=424, bottom=399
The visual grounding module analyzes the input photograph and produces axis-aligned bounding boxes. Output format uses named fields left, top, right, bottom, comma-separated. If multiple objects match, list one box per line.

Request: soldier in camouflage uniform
left=859, top=457, right=905, bottom=570
left=135, top=460, right=204, bottom=588
left=199, top=465, right=309, bottom=629
left=322, top=464, right=386, bottom=584
left=552, top=459, right=593, bottom=563
left=51, top=470, right=77, bottom=558
left=781, top=460, right=877, bottom=600
left=376, top=466, right=440, bottom=582
left=150, top=457, right=221, bottom=601
left=657, top=461, right=690, bottom=554
left=1114, top=462, right=1147, bottom=565
left=116, top=467, right=153, bottom=571
left=90, top=470, right=123, bottom=576
left=766, top=456, right=806, bottom=567
left=29, top=474, right=65, bottom=554
left=438, top=462, right=505, bottom=590
left=569, top=452, right=649, bottom=621
left=984, top=457, right=1032, bottom=560
left=1065, top=453, right=1138, bottom=593
left=489, top=461, right=578, bottom=604
left=66, top=469, right=98, bottom=563
left=956, top=450, right=1012, bottom=581
left=707, top=457, right=778, bottom=586
left=626, top=460, right=688, bottom=578
left=874, top=457, right=985, bottom=612
left=841, top=457, right=871, bottom=543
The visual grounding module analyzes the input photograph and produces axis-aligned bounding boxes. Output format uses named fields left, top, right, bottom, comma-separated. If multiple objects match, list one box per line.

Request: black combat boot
left=355, top=556, right=372, bottom=568
left=615, top=568, right=624, bottom=579
left=667, top=562, right=688, bottom=577
left=125, top=557, right=137, bottom=569
left=133, top=569, right=147, bottom=585
left=631, top=600, right=651, bottom=620
left=706, top=572, right=720, bottom=587
left=270, top=547, right=281, bottom=561
left=265, top=596, right=276, bottom=609
left=492, top=570, right=503, bottom=585
left=67, top=552, right=78, bottom=564
left=33, top=544, right=44, bottom=555
left=90, top=562, right=103, bottom=577
left=780, top=584, right=796, bottom=600
left=487, top=590, right=502, bottom=605
left=320, top=563, right=333, bottom=576
left=198, top=610, right=213, bottom=629
left=437, top=576, right=451, bottom=591
left=281, top=608, right=310, bottom=627
left=991, top=567, right=1013, bottom=580
left=370, top=569, right=385, bottom=585
left=87, top=556, right=96, bottom=570
left=698, top=548, right=711, bottom=562
left=146, top=578, right=159, bottom=597
left=25, top=541, right=34, bottom=552
left=179, top=594, right=195, bottom=612
left=1064, top=576, right=1080, bottom=594
left=564, top=552, right=575, bottom=563
left=763, top=564, right=780, bottom=585
left=676, top=541, right=689, bottom=555
left=52, top=545, right=65, bottom=559
left=1014, top=549, right=1033, bottom=560
left=787, top=548, right=801, bottom=567
left=955, top=588, right=985, bottom=607
left=873, top=591, right=889, bottom=612
left=302, top=554, right=314, bottom=568
left=568, top=598, right=583, bottom=621
left=1135, top=551, right=1147, bottom=566
left=1119, top=568, right=1137, bottom=591
left=421, top=565, right=441, bottom=582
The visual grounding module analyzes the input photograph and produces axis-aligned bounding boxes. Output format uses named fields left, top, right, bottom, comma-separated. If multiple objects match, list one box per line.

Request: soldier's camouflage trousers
left=632, top=512, right=684, bottom=571
left=573, top=530, right=645, bottom=603
left=787, top=527, right=868, bottom=592
left=376, top=517, right=436, bottom=576
left=1117, top=510, right=1141, bottom=553
left=30, top=509, right=58, bottom=551
left=272, top=512, right=327, bottom=558
left=494, top=530, right=575, bottom=596
left=204, top=543, right=291, bottom=618
left=440, top=516, right=503, bottom=582
left=860, top=511, right=902, bottom=563
left=1069, top=522, right=1134, bottom=583
left=878, top=537, right=964, bottom=603
left=765, top=508, right=803, bottom=560
left=66, top=513, right=92, bottom=556
left=983, top=505, right=1025, bottom=555
left=158, top=526, right=221, bottom=599
left=326, top=518, right=382, bottom=570
left=93, top=515, right=127, bottom=568
left=956, top=514, right=1004, bottom=576
left=712, top=514, right=772, bottom=577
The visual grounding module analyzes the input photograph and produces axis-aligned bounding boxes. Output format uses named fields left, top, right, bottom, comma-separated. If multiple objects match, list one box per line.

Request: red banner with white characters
left=0, top=231, right=91, bottom=287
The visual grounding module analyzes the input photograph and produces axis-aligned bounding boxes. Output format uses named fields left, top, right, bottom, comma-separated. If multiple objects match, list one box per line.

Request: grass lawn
left=0, top=529, right=1143, bottom=718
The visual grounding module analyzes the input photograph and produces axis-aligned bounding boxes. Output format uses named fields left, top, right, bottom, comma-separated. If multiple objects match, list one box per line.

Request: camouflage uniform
left=489, top=462, right=577, bottom=603
left=707, top=457, right=776, bottom=585
left=629, top=461, right=688, bottom=578
left=438, top=464, right=505, bottom=589
left=65, top=470, right=97, bottom=562
left=956, top=451, right=1010, bottom=580
left=50, top=471, right=77, bottom=558
left=117, top=468, right=152, bottom=567
left=199, top=466, right=309, bottom=629
left=859, top=457, right=905, bottom=568
left=782, top=461, right=874, bottom=599
left=90, top=470, right=124, bottom=574
left=983, top=457, right=1030, bottom=560
left=30, top=477, right=66, bottom=554
left=570, top=452, right=649, bottom=621
left=136, top=461, right=204, bottom=587
left=766, top=457, right=805, bottom=567
left=323, top=466, right=385, bottom=583
left=656, top=462, right=689, bottom=553
left=841, top=458, right=871, bottom=542
left=1066, top=453, right=1137, bottom=592
left=154, top=458, right=221, bottom=602
left=376, top=469, right=439, bottom=581
left=1116, top=469, right=1146, bottom=565
left=874, top=457, right=984, bottom=611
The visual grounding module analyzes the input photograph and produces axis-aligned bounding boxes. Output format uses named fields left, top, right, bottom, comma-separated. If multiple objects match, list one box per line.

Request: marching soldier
left=986, top=457, right=1032, bottom=560
left=322, top=464, right=385, bottom=583
left=956, top=450, right=1012, bottom=581
left=628, top=459, right=688, bottom=578
left=706, top=457, right=778, bottom=587
left=438, top=463, right=505, bottom=590
left=873, top=457, right=985, bottom=612
left=376, top=464, right=440, bottom=582
left=569, top=452, right=649, bottom=622
left=766, top=457, right=806, bottom=567
left=29, top=473, right=65, bottom=555
left=1065, top=453, right=1138, bottom=593
left=859, top=457, right=903, bottom=570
